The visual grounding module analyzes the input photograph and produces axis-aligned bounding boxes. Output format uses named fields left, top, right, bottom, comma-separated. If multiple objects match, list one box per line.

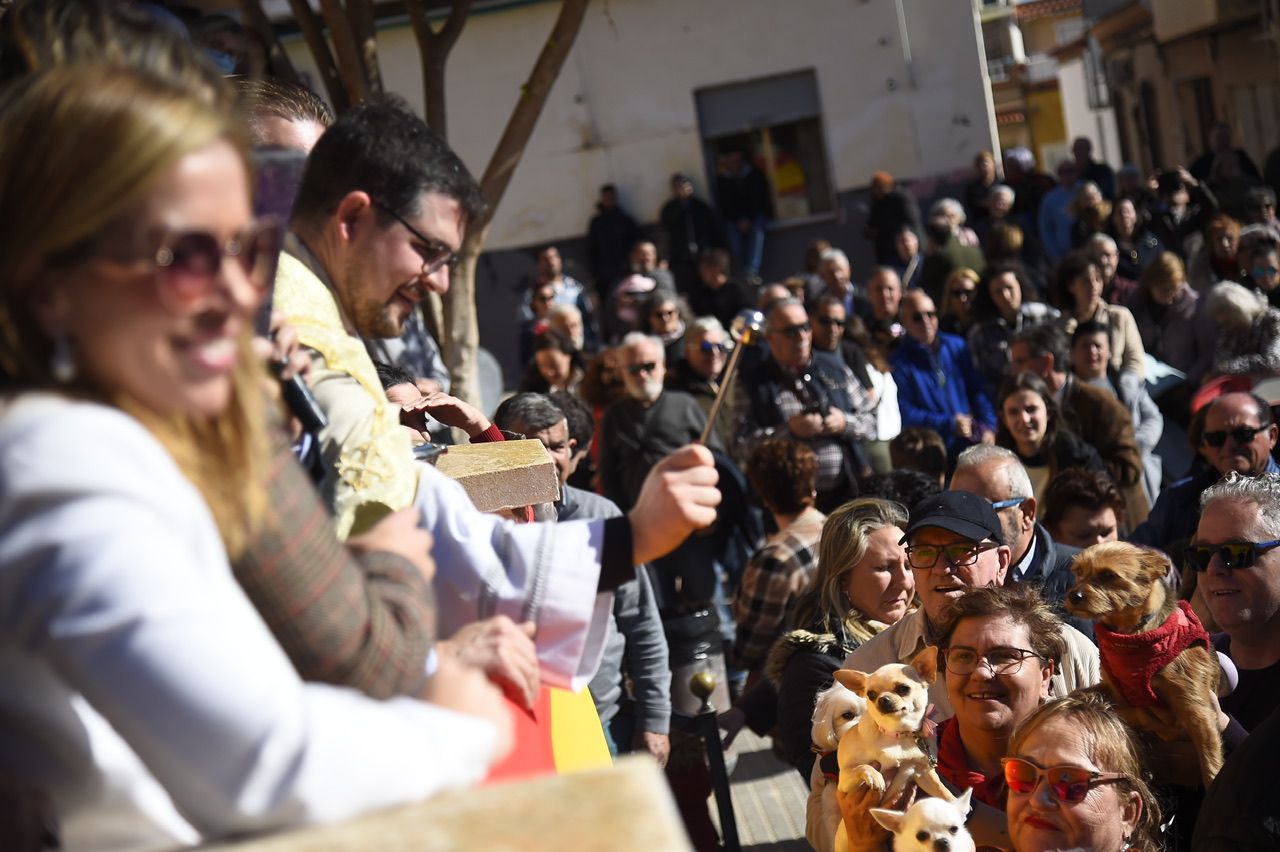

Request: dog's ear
left=870, top=807, right=904, bottom=834
left=909, top=645, right=940, bottom=684
left=954, top=786, right=973, bottom=813
left=834, top=669, right=868, bottom=696
left=1137, top=547, right=1172, bottom=582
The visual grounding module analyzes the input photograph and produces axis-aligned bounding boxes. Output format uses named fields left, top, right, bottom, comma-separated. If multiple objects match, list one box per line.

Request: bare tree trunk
left=406, top=0, right=471, bottom=137
left=318, top=0, right=373, bottom=102
left=345, top=0, right=385, bottom=96
left=443, top=0, right=592, bottom=407
left=286, top=0, right=349, bottom=111
left=239, top=0, right=304, bottom=84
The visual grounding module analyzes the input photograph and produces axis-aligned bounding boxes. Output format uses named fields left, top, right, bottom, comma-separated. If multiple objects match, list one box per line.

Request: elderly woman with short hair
left=1207, top=280, right=1280, bottom=376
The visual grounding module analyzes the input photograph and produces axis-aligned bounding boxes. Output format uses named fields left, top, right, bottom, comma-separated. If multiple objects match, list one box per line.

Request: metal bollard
left=690, top=671, right=740, bottom=852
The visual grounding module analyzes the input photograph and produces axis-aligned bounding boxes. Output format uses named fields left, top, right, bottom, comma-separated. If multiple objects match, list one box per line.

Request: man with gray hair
left=950, top=444, right=1091, bottom=637
left=1193, top=471, right=1280, bottom=732
left=1087, top=232, right=1137, bottom=305
left=601, top=333, right=712, bottom=511
left=735, top=298, right=877, bottom=510
left=494, top=393, right=672, bottom=766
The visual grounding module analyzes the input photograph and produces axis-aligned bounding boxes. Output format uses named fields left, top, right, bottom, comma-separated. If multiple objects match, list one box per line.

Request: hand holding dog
left=836, top=764, right=915, bottom=852
left=437, top=616, right=540, bottom=709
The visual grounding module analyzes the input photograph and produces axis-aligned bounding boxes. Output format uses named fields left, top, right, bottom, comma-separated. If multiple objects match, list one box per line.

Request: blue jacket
left=891, top=332, right=996, bottom=456
left=1130, top=457, right=1280, bottom=552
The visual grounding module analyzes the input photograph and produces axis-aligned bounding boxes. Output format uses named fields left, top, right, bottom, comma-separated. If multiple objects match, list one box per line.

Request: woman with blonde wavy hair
left=768, top=498, right=916, bottom=780
left=0, top=64, right=506, bottom=850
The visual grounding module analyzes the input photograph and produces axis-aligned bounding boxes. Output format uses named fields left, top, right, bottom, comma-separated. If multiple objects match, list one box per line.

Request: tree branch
left=345, top=0, right=384, bottom=95
left=407, top=0, right=472, bottom=137
left=286, top=0, right=349, bottom=111
left=239, top=0, right=303, bottom=85
left=318, top=0, right=371, bottom=102
left=475, top=0, right=590, bottom=227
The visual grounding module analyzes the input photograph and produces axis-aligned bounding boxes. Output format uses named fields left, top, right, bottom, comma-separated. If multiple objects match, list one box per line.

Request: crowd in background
left=2, top=2, right=1280, bottom=852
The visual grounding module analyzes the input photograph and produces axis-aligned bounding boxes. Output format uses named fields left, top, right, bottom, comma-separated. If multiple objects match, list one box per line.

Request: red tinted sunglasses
left=151, top=219, right=283, bottom=313
left=1002, top=757, right=1126, bottom=804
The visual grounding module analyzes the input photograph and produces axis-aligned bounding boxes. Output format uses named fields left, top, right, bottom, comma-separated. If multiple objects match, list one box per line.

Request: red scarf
left=935, top=718, right=1006, bottom=811
left=1095, top=600, right=1210, bottom=708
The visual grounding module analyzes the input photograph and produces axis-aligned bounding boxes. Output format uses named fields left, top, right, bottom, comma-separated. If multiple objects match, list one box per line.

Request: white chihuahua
left=832, top=646, right=955, bottom=852
left=872, top=788, right=975, bottom=852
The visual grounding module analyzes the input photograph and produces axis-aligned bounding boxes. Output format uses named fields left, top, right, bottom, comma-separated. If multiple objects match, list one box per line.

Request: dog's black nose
left=877, top=695, right=896, bottom=713
left=1069, top=590, right=1085, bottom=605
left=935, top=839, right=950, bottom=852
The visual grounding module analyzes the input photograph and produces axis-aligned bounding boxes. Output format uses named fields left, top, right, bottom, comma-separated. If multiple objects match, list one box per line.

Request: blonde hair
left=0, top=65, right=268, bottom=557
left=1010, top=690, right=1162, bottom=851
left=795, top=498, right=909, bottom=644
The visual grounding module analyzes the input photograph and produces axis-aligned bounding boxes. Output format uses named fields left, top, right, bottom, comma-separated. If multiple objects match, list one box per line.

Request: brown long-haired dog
left=1065, top=541, right=1224, bottom=787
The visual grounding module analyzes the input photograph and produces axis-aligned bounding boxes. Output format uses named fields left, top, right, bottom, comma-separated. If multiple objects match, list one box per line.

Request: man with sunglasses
left=735, top=297, right=877, bottom=511
left=892, top=289, right=996, bottom=461
left=274, top=97, right=721, bottom=697
left=665, top=317, right=734, bottom=448
left=1191, top=471, right=1280, bottom=732
left=601, top=333, right=713, bottom=511
left=1132, top=392, right=1279, bottom=556
left=842, top=491, right=1099, bottom=719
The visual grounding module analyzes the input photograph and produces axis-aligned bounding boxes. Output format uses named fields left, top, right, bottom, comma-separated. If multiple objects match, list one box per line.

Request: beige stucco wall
left=283, top=0, right=997, bottom=251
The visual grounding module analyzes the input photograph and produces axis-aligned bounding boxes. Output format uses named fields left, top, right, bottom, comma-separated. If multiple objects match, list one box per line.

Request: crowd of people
left=2, top=1, right=1280, bottom=851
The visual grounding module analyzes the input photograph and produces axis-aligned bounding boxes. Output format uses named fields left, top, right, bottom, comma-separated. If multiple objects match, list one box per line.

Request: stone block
left=205, top=756, right=691, bottom=851
left=433, top=439, right=560, bottom=513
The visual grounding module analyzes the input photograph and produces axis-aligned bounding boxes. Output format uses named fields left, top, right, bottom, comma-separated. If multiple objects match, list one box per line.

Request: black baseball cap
left=900, top=490, right=1004, bottom=546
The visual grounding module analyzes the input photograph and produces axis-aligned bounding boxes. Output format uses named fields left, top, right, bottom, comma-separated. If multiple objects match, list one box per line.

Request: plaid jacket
left=731, top=507, right=826, bottom=671
left=231, top=432, right=435, bottom=699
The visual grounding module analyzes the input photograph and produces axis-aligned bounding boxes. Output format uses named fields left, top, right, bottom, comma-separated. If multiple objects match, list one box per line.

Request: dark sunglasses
left=627, top=361, right=658, bottom=376
left=816, top=316, right=847, bottom=327
left=1002, top=757, right=1126, bottom=804
left=1184, top=539, right=1280, bottom=572
left=372, top=200, right=456, bottom=277
left=151, top=219, right=283, bottom=313
left=699, top=340, right=727, bottom=354
left=910, top=310, right=938, bottom=323
left=1202, top=425, right=1266, bottom=448
left=1252, top=266, right=1280, bottom=278
left=769, top=322, right=812, bottom=338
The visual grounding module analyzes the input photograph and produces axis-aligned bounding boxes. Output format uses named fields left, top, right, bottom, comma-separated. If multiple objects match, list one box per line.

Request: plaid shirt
left=731, top=507, right=826, bottom=670
left=231, top=431, right=436, bottom=700
left=734, top=357, right=876, bottom=493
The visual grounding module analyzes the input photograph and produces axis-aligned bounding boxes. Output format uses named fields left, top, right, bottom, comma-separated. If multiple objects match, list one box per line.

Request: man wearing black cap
left=842, top=490, right=1099, bottom=719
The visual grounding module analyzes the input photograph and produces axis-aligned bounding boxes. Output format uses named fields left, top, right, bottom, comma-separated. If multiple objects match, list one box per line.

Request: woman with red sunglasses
left=1006, top=690, right=1161, bottom=852
left=0, top=64, right=509, bottom=849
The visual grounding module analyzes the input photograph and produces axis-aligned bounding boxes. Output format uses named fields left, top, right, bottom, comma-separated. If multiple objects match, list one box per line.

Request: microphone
left=273, top=359, right=328, bottom=433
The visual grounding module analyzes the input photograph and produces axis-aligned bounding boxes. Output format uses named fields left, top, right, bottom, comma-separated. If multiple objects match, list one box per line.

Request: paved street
left=712, top=730, right=811, bottom=851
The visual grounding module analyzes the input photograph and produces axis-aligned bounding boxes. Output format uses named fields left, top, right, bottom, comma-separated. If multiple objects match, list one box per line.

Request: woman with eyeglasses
left=641, top=288, right=686, bottom=366
left=927, top=585, right=1063, bottom=848
left=0, top=65, right=510, bottom=848
left=1242, top=237, right=1280, bottom=310
left=939, top=267, right=981, bottom=336
left=996, top=372, right=1106, bottom=513
left=1005, top=690, right=1161, bottom=852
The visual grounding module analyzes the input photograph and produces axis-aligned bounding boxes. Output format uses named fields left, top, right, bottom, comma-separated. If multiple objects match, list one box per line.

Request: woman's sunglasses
left=1184, top=539, right=1280, bottom=572
left=1002, top=757, right=1126, bottom=804
left=152, top=219, right=283, bottom=313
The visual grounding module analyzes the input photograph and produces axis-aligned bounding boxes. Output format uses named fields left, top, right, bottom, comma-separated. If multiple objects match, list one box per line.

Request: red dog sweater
left=1095, top=600, right=1211, bottom=708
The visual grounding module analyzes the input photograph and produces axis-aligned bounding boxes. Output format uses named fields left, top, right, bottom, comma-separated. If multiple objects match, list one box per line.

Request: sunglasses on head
left=1184, top=539, right=1280, bottom=572
left=1202, top=425, right=1266, bottom=448
left=150, top=219, right=283, bottom=313
left=627, top=361, right=658, bottom=376
left=1002, top=757, right=1126, bottom=804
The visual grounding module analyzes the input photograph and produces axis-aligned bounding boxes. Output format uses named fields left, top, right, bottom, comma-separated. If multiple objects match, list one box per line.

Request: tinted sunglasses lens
left=1003, top=759, right=1037, bottom=794
left=1185, top=546, right=1214, bottom=572
left=158, top=232, right=221, bottom=305
left=1203, top=431, right=1227, bottom=448
left=243, top=222, right=283, bottom=288
left=1047, top=767, right=1094, bottom=803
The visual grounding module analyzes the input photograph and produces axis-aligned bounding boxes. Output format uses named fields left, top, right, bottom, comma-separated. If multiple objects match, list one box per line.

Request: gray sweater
left=559, top=485, right=671, bottom=735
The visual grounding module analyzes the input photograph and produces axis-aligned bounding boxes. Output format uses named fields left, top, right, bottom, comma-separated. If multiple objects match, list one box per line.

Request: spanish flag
left=483, top=685, right=611, bottom=783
